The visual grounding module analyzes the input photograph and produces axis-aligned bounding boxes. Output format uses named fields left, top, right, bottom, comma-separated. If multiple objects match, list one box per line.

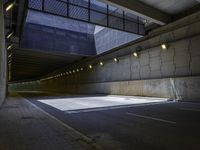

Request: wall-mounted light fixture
left=133, top=46, right=142, bottom=58
left=7, top=44, right=13, bottom=50
left=114, top=58, right=118, bottom=62
left=89, top=65, right=93, bottom=69
left=99, top=61, right=104, bottom=66
left=8, top=54, right=12, bottom=58
left=5, top=1, right=15, bottom=12
left=133, top=52, right=139, bottom=57
left=161, top=43, right=169, bottom=50
left=6, top=31, right=14, bottom=39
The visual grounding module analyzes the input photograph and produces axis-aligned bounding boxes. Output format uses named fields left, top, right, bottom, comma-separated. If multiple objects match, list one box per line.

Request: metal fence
left=28, top=0, right=145, bottom=35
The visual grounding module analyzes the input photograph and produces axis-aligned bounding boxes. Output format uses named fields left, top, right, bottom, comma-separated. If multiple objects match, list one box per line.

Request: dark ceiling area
left=10, top=48, right=85, bottom=81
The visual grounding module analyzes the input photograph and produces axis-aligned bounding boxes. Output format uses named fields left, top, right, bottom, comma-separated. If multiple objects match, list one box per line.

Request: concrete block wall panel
left=0, top=1, right=7, bottom=106
left=125, top=80, right=143, bottom=96
left=190, top=36, right=200, bottom=75
left=149, top=47, right=162, bottom=78
left=115, top=56, right=131, bottom=81
left=184, top=77, right=200, bottom=101
left=171, top=77, right=200, bottom=101
left=143, top=79, right=173, bottom=98
left=174, top=40, right=191, bottom=76
left=131, top=58, right=140, bottom=80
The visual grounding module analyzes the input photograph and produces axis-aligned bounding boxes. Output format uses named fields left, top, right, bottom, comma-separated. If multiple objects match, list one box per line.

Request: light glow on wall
left=5, top=2, right=15, bottom=12
left=114, top=58, right=118, bottom=62
left=161, top=43, right=168, bottom=50
left=89, top=65, right=93, bottom=69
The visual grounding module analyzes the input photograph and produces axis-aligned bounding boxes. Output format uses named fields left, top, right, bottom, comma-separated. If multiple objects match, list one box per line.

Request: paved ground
left=0, top=93, right=100, bottom=150
left=19, top=92, right=200, bottom=150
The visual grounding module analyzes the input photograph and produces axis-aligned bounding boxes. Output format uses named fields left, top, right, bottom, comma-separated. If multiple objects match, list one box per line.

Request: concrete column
left=0, top=1, right=7, bottom=106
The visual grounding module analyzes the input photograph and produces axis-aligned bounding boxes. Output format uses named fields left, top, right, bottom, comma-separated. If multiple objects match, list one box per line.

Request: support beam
left=16, top=0, right=27, bottom=36
left=98, top=0, right=171, bottom=25
left=0, top=0, right=7, bottom=105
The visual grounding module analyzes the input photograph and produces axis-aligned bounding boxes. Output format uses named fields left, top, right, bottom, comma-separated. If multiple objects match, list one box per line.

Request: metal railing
left=28, top=0, right=145, bottom=35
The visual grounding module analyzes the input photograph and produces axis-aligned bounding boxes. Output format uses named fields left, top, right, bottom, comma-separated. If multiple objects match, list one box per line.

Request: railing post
left=88, top=0, right=90, bottom=22
left=42, top=0, right=44, bottom=11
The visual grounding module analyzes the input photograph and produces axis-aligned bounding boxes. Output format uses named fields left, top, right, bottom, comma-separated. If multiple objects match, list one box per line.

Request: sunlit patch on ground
left=38, top=95, right=168, bottom=113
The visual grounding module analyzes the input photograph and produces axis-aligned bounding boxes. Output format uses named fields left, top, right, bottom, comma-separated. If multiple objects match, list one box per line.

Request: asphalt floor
left=19, top=92, right=200, bottom=150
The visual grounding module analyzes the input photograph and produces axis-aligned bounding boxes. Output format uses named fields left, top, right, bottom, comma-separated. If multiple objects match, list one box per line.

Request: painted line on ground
left=126, top=112, right=176, bottom=125
left=180, top=108, right=200, bottom=112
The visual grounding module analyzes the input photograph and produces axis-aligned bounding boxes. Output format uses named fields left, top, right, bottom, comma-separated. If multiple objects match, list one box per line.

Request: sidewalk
left=0, top=93, right=100, bottom=150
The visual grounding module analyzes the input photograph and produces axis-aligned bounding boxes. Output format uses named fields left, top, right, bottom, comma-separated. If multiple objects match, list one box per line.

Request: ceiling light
left=5, top=1, right=15, bottom=12
left=100, top=62, right=104, bottom=66
left=80, top=68, right=84, bottom=71
left=76, top=69, right=79, bottom=72
left=161, top=43, right=168, bottom=50
left=114, top=58, right=118, bottom=62
left=73, top=70, right=75, bottom=73
left=69, top=71, right=72, bottom=74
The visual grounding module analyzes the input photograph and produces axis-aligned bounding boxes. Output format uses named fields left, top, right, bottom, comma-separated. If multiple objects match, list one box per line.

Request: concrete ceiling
left=138, top=0, right=199, bottom=15
left=99, top=0, right=200, bottom=25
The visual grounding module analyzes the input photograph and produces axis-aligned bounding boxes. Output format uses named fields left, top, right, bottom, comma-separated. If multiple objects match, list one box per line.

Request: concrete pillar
left=0, top=1, right=7, bottom=106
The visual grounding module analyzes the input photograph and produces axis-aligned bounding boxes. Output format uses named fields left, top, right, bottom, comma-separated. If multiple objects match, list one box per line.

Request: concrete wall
left=9, top=11, right=200, bottom=101
left=94, top=27, right=141, bottom=54
left=21, top=23, right=96, bottom=56
left=52, top=76, right=200, bottom=101
left=0, top=1, right=7, bottom=106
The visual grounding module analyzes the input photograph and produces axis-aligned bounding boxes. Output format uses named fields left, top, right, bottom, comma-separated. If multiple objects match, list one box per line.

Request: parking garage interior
left=1, top=0, right=200, bottom=150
